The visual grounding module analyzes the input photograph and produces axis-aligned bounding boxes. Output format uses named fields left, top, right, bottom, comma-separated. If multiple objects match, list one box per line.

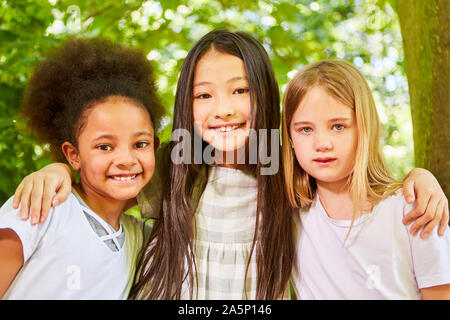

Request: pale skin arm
left=420, top=284, right=450, bottom=300
left=0, top=228, right=24, bottom=298
left=12, top=164, right=449, bottom=238
left=12, top=162, right=137, bottom=225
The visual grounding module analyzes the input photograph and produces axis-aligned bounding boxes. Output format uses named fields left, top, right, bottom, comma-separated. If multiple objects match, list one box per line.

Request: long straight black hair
left=130, top=29, right=295, bottom=299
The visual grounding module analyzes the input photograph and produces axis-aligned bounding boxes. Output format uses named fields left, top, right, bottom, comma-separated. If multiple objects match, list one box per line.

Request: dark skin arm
left=402, top=168, right=449, bottom=238
left=0, top=228, right=24, bottom=298
left=421, top=284, right=450, bottom=300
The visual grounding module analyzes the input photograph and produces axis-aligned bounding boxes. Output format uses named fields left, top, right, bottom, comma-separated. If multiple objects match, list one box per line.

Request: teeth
left=216, top=125, right=240, bottom=132
left=111, top=175, right=137, bottom=181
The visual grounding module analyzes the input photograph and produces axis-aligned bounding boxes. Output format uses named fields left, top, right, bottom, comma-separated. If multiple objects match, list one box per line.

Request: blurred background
left=0, top=0, right=418, bottom=204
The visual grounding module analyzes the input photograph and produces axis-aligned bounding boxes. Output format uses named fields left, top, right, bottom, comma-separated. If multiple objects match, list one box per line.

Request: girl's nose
left=117, top=157, right=137, bottom=167
left=314, top=131, right=333, bottom=152
left=214, top=95, right=236, bottom=119
left=115, top=149, right=138, bottom=167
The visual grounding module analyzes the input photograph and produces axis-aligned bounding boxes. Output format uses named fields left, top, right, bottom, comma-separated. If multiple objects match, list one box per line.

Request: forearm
left=0, top=229, right=24, bottom=298
left=421, top=284, right=450, bottom=300
left=54, top=162, right=74, bottom=183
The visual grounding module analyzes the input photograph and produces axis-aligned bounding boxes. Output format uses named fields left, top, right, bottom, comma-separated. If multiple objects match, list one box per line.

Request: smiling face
left=64, top=96, right=155, bottom=204
left=192, top=49, right=252, bottom=153
left=290, top=86, right=358, bottom=190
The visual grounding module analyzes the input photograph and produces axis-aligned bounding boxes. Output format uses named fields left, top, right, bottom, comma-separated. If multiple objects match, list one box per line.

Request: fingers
left=31, top=173, right=71, bottom=224
left=403, top=190, right=431, bottom=225
left=29, top=178, right=44, bottom=225
left=12, top=181, right=24, bottom=209
left=403, top=179, right=416, bottom=204
left=39, top=180, right=57, bottom=224
left=18, top=179, right=33, bottom=220
left=419, top=198, right=444, bottom=239
left=438, top=199, right=449, bottom=237
left=402, top=207, right=421, bottom=226
left=54, top=180, right=72, bottom=209
left=402, top=169, right=448, bottom=238
left=409, top=195, right=438, bottom=238
left=12, top=163, right=73, bottom=225
left=41, top=179, right=73, bottom=224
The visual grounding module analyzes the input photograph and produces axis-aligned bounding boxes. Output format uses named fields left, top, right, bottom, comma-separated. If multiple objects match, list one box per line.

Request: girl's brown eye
left=234, top=88, right=249, bottom=94
left=97, top=145, right=112, bottom=151
left=135, top=141, right=149, bottom=149
left=196, top=93, right=211, bottom=99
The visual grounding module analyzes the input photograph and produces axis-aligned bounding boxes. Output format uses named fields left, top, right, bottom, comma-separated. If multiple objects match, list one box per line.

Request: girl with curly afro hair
left=0, top=37, right=164, bottom=299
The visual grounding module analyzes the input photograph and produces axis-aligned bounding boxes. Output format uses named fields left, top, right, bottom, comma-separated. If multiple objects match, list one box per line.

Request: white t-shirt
left=0, top=192, right=145, bottom=300
left=292, top=190, right=450, bottom=299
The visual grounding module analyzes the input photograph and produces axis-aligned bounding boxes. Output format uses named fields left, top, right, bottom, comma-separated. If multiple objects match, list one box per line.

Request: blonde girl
left=282, top=60, right=450, bottom=299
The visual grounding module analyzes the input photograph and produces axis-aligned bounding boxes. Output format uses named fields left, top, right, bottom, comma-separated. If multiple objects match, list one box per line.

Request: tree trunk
left=393, top=0, right=449, bottom=198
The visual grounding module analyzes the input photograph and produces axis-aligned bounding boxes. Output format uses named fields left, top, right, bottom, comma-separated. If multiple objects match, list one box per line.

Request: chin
left=111, top=193, right=139, bottom=202
left=313, top=175, right=349, bottom=186
left=108, top=187, right=142, bottom=201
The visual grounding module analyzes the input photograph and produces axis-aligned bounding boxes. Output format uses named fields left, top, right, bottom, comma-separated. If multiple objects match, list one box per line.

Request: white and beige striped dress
left=182, top=165, right=259, bottom=299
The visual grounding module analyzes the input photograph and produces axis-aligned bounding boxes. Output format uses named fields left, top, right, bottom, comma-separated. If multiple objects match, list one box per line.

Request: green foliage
left=0, top=0, right=414, bottom=204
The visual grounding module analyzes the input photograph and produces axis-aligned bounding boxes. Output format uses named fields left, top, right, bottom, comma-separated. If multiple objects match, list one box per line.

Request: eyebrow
left=134, top=131, right=154, bottom=138
left=328, top=117, right=352, bottom=122
left=92, top=131, right=153, bottom=141
left=292, top=117, right=352, bottom=126
left=193, top=76, right=248, bottom=87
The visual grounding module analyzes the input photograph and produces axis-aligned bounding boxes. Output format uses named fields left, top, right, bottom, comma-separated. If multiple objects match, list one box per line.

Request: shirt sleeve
left=405, top=202, right=450, bottom=289
left=0, top=196, right=53, bottom=262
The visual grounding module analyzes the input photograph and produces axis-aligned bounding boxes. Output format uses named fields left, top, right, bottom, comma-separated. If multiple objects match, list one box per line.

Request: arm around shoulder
left=13, top=162, right=73, bottom=225
left=402, top=168, right=449, bottom=238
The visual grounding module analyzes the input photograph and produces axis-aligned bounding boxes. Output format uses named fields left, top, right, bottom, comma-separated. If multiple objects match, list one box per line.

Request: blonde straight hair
left=282, top=60, right=402, bottom=230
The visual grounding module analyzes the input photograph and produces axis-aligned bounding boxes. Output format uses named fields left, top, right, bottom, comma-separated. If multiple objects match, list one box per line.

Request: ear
left=154, top=136, right=160, bottom=151
left=62, top=142, right=81, bottom=170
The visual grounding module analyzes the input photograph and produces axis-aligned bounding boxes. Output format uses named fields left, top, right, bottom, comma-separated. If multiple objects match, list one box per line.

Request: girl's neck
left=73, top=184, right=124, bottom=231
left=316, top=180, right=353, bottom=220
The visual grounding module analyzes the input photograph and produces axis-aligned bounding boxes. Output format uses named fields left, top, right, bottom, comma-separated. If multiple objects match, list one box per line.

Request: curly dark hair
left=21, top=37, right=165, bottom=162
